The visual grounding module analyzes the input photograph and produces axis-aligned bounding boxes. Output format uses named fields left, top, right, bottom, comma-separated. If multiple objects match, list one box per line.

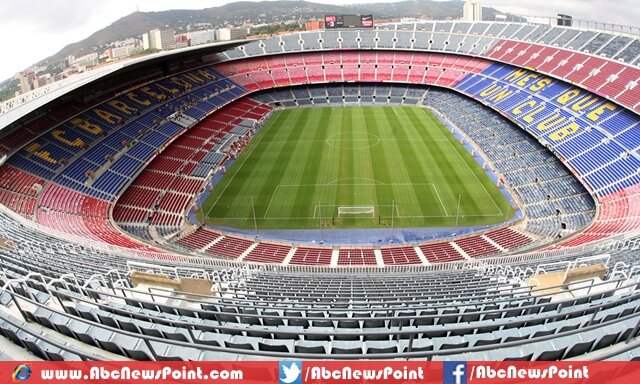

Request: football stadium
left=0, top=3, right=639, bottom=365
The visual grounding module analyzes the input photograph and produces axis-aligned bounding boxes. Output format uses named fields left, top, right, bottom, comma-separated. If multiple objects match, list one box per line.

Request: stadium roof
left=0, top=39, right=247, bottom=131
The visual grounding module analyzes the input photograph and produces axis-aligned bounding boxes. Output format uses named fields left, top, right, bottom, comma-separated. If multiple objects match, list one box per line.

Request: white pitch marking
left=431, top=183, right=449, bottom=216
left=424, top=111, right=504, bottom=215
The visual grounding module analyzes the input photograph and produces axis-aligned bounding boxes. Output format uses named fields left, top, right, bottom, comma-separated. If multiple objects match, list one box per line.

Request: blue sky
left=0, top=0, right=637, bottom=83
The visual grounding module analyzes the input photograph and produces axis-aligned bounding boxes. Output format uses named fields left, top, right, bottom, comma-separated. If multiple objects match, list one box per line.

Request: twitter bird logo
left=279, top=361, right=302, bottom=384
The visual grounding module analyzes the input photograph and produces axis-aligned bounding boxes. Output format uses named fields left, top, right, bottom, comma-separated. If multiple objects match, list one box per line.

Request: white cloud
left=1, top=0, right=132, bottom=80
left=483, top=0, right=640, bottom=26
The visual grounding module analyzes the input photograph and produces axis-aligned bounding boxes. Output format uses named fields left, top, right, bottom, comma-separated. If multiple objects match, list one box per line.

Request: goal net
left=337, top=206, right=375, bottom=218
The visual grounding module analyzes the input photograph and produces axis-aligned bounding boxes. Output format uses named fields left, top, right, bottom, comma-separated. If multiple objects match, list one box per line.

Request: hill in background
left=2, top=0, right=511, bottom=99
left=50, top=0, right=506, bottom=62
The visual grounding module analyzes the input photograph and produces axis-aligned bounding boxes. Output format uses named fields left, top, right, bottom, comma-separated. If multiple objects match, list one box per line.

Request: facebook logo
left=279, top=361, right=302, bottom=384
left=443, top=361, right=467, bottom=384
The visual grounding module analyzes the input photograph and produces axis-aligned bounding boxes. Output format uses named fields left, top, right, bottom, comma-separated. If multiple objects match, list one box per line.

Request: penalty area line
left=263, top=185, right=280, bottom=219
left=431, top=183, right=449, bottom=216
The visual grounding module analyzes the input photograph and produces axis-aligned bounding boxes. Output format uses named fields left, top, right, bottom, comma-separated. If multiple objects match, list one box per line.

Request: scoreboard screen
left=324, top=14, right=374, bottom=29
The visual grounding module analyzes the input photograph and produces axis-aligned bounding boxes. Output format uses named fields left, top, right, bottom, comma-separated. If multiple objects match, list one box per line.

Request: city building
left=463, top=0, right=483, bottom=21
left=305, top=19, right=324, bottom=30
left=142, top=33, right=151, bottom=50
left=17, top=71, right=55, bottom=94
left=107, top=44, right=137, bottom=60
left=19, top=71, right=35, bottom=93
left=175, top=34, right=189, bottom=49
left=65, top=53, right=99, bottom=71
left=143, top=28, right=176, bottom=50
left=557, top=14, right=573, bottom=27
left=217, top=27, right=247, bottom=41
left=186, top=29, right=217, bottom=46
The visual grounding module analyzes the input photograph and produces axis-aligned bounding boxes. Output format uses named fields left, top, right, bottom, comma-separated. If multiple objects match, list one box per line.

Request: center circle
left=325, top=131, right=381, bottom=149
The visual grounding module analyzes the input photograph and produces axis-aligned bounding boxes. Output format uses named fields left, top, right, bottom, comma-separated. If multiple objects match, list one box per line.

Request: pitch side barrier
left=0, top=203, right=628, bottom=275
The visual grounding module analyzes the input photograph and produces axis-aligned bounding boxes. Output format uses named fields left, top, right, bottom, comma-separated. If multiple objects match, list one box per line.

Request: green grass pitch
left=200, top=106, right=514, bottom=230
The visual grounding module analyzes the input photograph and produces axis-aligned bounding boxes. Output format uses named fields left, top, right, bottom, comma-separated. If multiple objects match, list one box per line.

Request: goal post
left=337, top=206, right=376, bottom=218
